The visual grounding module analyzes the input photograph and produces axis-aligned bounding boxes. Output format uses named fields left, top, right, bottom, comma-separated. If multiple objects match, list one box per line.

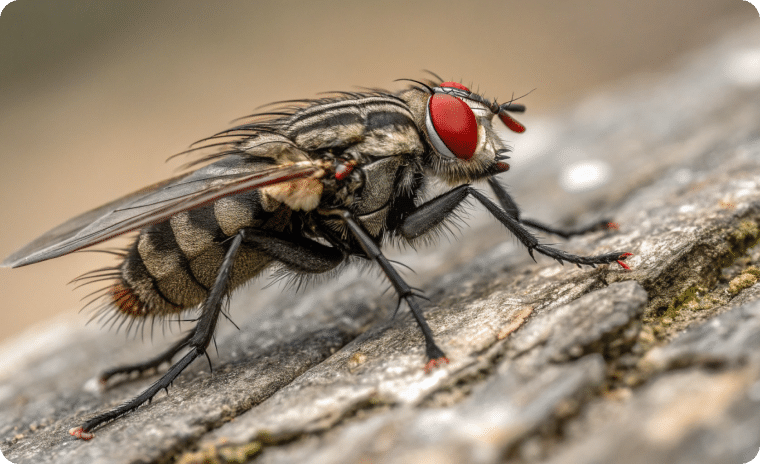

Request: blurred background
left=0, top=0, right=756, bottom=345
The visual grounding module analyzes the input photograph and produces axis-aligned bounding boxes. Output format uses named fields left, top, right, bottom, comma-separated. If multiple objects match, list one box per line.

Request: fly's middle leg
left=339, top=211, right=449, bottom=372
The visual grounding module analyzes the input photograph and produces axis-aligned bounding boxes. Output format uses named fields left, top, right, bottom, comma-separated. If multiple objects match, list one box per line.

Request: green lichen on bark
left=660, top=284, right=720, bottom=319
left=728, top=267, right=760, bottom=296
left=718, top=220, right=760, bottom=268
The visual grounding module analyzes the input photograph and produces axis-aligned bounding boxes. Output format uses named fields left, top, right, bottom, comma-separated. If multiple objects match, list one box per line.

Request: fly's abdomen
left=110, top=191, right=274, bottom=317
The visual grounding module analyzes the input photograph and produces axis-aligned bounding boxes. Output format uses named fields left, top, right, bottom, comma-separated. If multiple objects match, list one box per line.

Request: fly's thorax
left=284, top=94, right=419, bottom=153
left=254, top=92, right=427, bottom=217
left=351, top=156, right=402, bottom=215
left=315, top=154, right=423, bottom=240
left=398, top=88, right=430, bottom=132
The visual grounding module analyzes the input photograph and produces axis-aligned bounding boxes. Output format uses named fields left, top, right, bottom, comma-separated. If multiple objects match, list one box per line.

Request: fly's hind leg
left=72, top=229, right=346, bottom=439
left=70, top=232, right=245, bottom=440
left=99, top=331, right=193, bottom=385
left=487, top=178, right=614, bottom=238
left=100, top=230, right=344, bottom=386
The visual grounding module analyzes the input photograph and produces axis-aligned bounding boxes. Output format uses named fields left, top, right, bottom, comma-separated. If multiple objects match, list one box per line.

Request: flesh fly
left=2, top=76, right=631, bottom=439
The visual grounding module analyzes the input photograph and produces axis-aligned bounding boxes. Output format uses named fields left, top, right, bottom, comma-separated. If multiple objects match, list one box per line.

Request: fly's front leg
left=486, top=178, right=613, bottom=238
left=339, top=211, right=448, bottom=372
left=69, top=232, right=245, bottom=440
left=401, top=185, right=631, bottom=269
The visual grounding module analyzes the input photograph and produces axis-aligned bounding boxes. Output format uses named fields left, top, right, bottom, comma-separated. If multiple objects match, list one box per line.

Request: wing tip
left=1, top=251, right=22, bottom=268
left=2, top=250, right=50, bottom=268
left=2, top=256, right=30, bottom=268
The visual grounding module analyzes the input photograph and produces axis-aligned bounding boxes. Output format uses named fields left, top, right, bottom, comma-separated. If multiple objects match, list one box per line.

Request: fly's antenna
left=499, top=89, right=535, bottom=113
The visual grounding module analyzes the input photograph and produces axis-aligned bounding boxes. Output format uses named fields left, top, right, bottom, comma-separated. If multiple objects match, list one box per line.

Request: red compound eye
left=425, top=94, right=478, bottom=160
left=439, top=81, right=470, bottom=92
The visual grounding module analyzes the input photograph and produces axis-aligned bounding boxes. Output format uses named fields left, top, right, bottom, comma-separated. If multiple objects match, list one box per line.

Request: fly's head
left=400, top=81, right=527, bottom=185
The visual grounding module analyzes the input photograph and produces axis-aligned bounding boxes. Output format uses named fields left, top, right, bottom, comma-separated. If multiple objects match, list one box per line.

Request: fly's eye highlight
left=425, top=94, right=478, bottom=160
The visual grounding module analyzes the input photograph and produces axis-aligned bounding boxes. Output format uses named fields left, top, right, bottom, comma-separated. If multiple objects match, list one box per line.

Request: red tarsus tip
left=423, top=357, right=450, bottom=373
left=69, top=426, right=94, bottom=440
left=607, top=222, right=620, bottom=230
left=617, top=253, right=633, bottom=271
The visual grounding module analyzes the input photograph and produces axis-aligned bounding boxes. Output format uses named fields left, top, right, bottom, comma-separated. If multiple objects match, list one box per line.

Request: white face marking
left=466, top=100, right=499, bottom=167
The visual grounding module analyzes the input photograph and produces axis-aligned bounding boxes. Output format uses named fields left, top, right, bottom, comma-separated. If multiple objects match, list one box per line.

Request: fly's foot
left=423, top=356, right=450, bottom=373
left=616, top=252, right=633, bottom=270
left=68, top=426, right=94, bottom=440
left=423, top=343, right=449, bottom=373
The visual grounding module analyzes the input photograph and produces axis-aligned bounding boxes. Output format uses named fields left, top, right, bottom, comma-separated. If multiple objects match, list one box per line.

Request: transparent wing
left=2, top=156, right=320, bottom=268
